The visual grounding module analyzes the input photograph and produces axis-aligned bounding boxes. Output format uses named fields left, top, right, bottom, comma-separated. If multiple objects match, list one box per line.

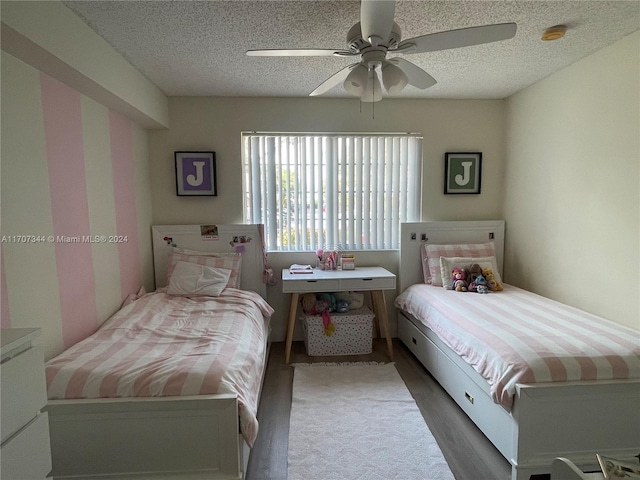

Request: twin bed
left=44, top=220, right=639, bottom=480
left=45, top=224, right=272, bottom=480
left=395, top=221, right=640, bottom=480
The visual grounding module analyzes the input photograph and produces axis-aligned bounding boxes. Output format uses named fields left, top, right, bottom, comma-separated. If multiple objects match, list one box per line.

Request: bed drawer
left=398, top=314, right=439, bottom=371
left=398, top=314, right=514, bottom=458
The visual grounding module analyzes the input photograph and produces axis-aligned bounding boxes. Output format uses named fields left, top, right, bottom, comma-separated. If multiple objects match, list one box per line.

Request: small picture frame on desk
left=341, top=255, right=355, bottom=270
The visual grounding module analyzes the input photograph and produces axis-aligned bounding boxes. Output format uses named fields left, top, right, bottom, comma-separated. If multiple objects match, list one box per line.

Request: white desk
left=282, top=267, right=396, bottom=363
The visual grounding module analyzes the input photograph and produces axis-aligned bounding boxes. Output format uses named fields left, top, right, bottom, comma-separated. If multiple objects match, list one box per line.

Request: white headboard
left=399, top=221, right=505, bottom=293
left=151, top=224, right=267, bottom=298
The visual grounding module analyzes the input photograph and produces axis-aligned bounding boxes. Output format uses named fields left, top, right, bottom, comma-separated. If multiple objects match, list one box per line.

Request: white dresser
left=1, top=328, right=52, bottom=479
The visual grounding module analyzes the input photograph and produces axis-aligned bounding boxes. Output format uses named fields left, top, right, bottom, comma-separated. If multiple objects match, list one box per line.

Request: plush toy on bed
left=451, top=268, right=468, bottom=292
left=482, top=267, right=503, bottom=291
left=475, top=274, right=490, bottom=294
left=466, top=263, right=483, bottom=292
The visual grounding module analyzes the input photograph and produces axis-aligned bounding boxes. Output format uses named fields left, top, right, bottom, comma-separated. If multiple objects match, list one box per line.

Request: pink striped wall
left=2, top=54, right=151, bottom=357
left=1, top=248, right=10, bottom=329
left=109, top=111, right=141, bottom=301
left=40, top=74, right=99, bottom=347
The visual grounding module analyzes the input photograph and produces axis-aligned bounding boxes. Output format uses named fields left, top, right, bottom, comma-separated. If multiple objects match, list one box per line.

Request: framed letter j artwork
left=175, top=151, right=217, bottom=196
left=444, top=152, right=482, bottom=194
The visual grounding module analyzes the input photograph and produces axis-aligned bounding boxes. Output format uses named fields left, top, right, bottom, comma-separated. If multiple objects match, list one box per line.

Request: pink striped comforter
left=46, top=288, right=274, bottom=446
left=395, top=284, right=640, bottom=410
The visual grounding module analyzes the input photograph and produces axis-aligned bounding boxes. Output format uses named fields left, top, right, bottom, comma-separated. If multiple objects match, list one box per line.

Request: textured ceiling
left=63, top=0, right=640, bottom=99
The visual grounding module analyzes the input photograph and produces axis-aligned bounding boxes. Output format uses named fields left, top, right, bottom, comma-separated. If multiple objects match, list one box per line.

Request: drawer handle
left=465, top=392, right=474, bottom=404
left=305, top=280, right=318, bottom=283
left=411, top=337, right=417, bottom=345
left=362, top=278, right=373, bottom=281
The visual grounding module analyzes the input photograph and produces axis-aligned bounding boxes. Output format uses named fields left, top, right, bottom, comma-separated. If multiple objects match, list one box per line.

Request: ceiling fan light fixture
left=343, top=64, right=369, bottom=96
left=248, top=1, right=518, bottom=103
left=382, top=62, right=408, bottom=95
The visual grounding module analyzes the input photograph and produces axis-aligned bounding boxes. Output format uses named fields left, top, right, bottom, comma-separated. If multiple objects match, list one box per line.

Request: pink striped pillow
left=167, top=252, right=242, bottom=289
left=421, top=242, right=496, bottom=286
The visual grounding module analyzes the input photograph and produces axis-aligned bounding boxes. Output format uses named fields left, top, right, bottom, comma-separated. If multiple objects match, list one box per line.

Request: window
left=242, top=133, right=422, bottom=251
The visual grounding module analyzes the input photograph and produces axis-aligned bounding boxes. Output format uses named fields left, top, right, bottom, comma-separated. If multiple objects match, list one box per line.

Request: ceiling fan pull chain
left=372, top=79, right=375, bottom=119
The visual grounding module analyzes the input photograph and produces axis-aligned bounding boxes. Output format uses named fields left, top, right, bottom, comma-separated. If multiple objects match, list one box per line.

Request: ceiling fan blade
left=310, top=64, right=359, bottom=96
left=247, top=48, right=355, bottom=57
left=387, top=58, right=437, bottom=90
left=397, top=23, right=517, bottom=54
left=360, top=0, right=396, bottom=47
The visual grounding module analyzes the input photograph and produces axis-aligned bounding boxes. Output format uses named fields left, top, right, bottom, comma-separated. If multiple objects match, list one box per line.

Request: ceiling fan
left=247, top=0, right=516, bottom=102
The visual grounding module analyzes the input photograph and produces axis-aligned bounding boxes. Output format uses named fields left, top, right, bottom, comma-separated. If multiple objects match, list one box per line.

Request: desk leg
left=370, top=292, right=381, bottom=339
left=285, top=293, right=299, bottom=364
left=372, top=290, right=394, bottom=361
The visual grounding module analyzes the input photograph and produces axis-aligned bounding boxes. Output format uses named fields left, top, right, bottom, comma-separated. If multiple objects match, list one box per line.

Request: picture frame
left=444, top=152, right=482, bottom=194
left=175, top=151, right=217, bottom=196
left=596, top=454, right=640, bottom=479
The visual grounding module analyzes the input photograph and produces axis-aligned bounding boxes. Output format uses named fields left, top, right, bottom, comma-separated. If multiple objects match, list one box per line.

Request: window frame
left=242, top=132, right=422, bottom=252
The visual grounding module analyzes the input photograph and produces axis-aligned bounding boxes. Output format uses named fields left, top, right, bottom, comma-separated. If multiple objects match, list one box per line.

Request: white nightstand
left=1, top=328, right=52, bottom=480
left=282, top=266, right=396, bottom=363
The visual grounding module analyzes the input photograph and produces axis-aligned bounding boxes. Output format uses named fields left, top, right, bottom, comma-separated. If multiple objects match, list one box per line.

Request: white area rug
left=287, top=363, right=455, bottom=480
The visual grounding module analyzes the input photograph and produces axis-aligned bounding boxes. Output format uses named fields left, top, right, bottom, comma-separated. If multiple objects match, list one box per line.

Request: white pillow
left=172, top=247, right=236, bottom=257
left=167, top=260, right=231, bottom=297
left=439, top=256, right=502, bottom=290
left=166, top=251, right=242, bottom=289
left=421, top=242, right=496, bottom=286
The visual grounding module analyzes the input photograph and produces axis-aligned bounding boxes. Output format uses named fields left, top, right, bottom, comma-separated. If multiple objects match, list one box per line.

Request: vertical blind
left=243, top=133, right=422, bottom=251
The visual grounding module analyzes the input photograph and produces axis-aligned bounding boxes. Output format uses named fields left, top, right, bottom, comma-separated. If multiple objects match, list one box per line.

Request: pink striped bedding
left=395, top=284, right=640, bottom=410
left=45, top=288, right=274, bottom=447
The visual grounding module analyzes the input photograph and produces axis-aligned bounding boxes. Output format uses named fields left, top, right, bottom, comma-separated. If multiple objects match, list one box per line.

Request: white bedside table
left=1, top=328, right=52, bottom=480
left=282, top=266, right=396, bottom=363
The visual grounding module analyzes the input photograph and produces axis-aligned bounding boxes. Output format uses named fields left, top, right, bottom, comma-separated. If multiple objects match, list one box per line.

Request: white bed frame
left=397, top=221, right=640, bottom=480
left=46, top=224, right=269, bottom=480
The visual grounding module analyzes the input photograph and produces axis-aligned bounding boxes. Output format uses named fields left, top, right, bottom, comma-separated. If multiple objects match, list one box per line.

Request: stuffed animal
left=302, top=294, right=332, bottom=315
left=322, top=310, right=335, bottom=336
left=335, top=299, right=349, bottom=313
left=314, top=299, right=331, bottom=314
left=482, top=267, right=503, bottom=291
left=334, top=291, right=364, bottom=310
left=475, top=274, right=489, bottom=294
left=317, top=293, right=336, bottom=312
left=451, top=268, right=468, bottom=292
left=466, top=263, right=483, bottom=292
left=301, top=293, right=317, bottom=314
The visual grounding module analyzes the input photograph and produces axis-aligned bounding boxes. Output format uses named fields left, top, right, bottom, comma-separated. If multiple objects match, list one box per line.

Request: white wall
left=1, top=1, right=168, bottom=128
left=504, top=31, right=639, bottom=329
left=148, top=97, right=507, bottom=340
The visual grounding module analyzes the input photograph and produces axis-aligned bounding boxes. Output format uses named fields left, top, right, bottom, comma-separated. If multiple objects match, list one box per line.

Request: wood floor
left=246, top=339, right=552, bottom=480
